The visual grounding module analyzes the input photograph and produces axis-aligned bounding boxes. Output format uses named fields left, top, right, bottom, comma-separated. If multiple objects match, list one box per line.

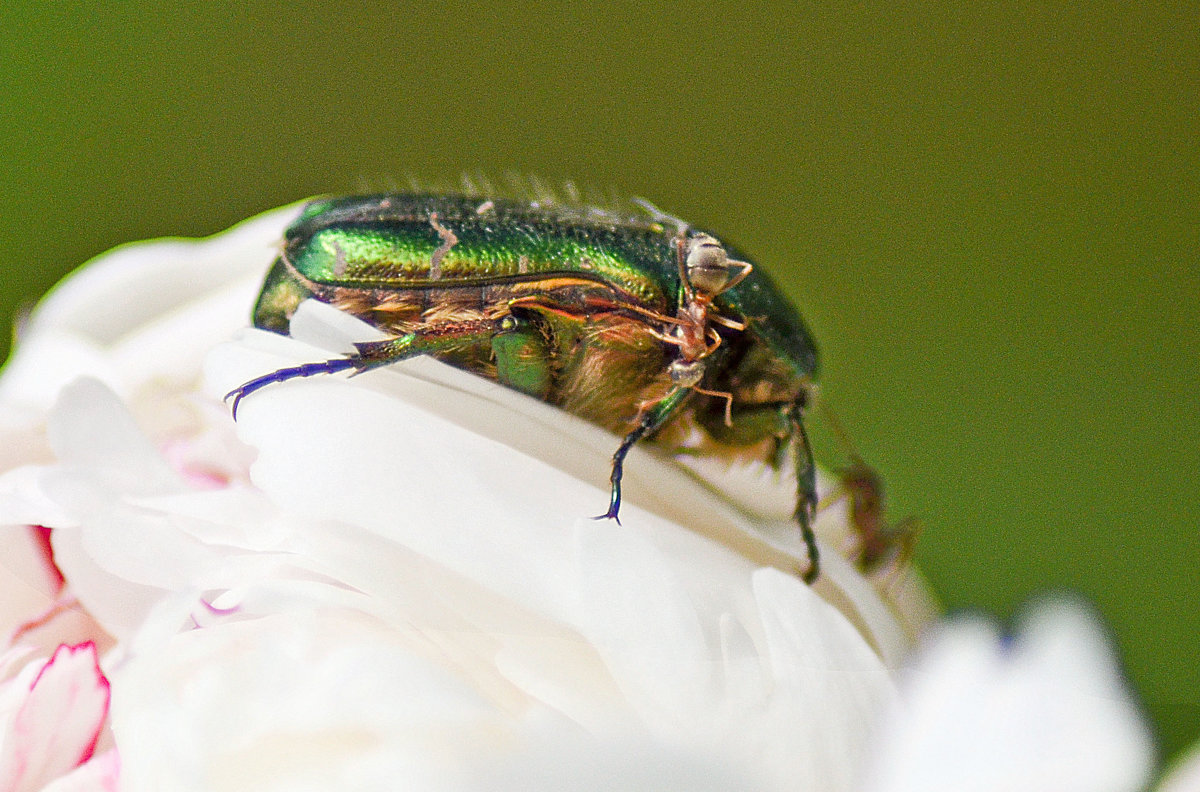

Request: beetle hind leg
left=226, top=318, right=501, bottom=418
left=225, top=358, right=360, bottom=418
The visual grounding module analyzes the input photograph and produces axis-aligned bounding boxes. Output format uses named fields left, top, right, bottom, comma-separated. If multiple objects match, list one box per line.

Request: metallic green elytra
left=229, top=193, right=823, bottom=581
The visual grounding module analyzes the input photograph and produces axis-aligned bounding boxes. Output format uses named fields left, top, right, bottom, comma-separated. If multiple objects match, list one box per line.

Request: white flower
left=4, top=203, right=1182, bottom=791
left=0, top=205, right=932, bottom=791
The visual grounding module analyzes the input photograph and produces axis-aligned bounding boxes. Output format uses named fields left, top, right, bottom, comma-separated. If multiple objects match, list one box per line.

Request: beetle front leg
left=598, top=386, right=693, bottom=523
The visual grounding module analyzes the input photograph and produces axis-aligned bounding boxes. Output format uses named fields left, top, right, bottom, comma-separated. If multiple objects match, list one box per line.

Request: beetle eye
left=686, top=236, right=733, bottom=295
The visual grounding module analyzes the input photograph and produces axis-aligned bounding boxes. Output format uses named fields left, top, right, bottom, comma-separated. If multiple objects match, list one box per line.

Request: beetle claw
left=593, top=509, right=622, bottom=526
left=225, top=389, right=245, bottom=420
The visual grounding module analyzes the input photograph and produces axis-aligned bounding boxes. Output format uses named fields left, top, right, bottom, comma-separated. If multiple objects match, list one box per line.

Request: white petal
left=114, top=608, right=537, bottom=792
left=861, top=599, right=1155, bottom=792
left=194, top=314, right=899, bottom=790
left=448, top=734, right=769, bottom=791
left=750, top=568, right=896, bottom=790
left=38, top=381, right=190, bottom=639
left=0, top=332, right=114, bottom=414
left=25, top=205, right=296, bottom=345
left=45, top=379, right=180, bottom=495
left=0, top=204, right=298, bottom=415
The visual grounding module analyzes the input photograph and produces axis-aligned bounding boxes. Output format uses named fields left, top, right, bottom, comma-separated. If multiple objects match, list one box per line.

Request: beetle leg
left=225, top=358, right=360, bottom=418
left=596, top=386, right=693, bottom=523
left=790, top=399, right=820, bottom=583
left=492, top=314, right=553, bottom=399
left=226, top=318, right=498, bottom=418
left=351, top=318, right=497, bottom=367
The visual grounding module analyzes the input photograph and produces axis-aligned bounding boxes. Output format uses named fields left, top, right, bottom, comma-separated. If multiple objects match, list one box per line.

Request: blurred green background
left=1, top=1, right=1195, bottom=761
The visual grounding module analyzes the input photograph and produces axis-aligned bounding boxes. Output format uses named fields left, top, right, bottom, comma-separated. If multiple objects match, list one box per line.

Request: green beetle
left=228, top=193, right=822, bottom=581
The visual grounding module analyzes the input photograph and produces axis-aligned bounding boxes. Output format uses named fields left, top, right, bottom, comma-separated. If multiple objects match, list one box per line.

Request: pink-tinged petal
left=0, top=518, right=109, bottom=657
left=0, top=643, right=111, bottom=792
left=159, top=439, right=232, bottom=490
left=11, top=378, right=285, bottom=644
left=0, top=519, right=111, bottom=662
left=27, top=527, right=64, bottom=594
left=40, top=381, right=214, bottom=640
left=7, top=596, right=79, bottom=648
left=0, top=528, right=64, bottom=643
left=40, top=749, right=119, bottom=792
